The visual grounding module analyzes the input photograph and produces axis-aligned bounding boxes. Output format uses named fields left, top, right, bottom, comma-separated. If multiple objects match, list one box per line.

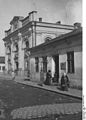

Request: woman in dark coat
left=61, top=72, right=69, bottom=91
left=44, top=70, right=52, bottom=85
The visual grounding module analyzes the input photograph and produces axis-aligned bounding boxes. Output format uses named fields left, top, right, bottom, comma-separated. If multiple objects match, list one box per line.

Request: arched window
left=45, top=37, right=52, bottom=42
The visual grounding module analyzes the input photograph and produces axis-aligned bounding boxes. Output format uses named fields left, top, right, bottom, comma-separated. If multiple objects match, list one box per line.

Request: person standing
left=44, top=70, right=52, bottom=85
left=61, top=72, right=69, bottom=91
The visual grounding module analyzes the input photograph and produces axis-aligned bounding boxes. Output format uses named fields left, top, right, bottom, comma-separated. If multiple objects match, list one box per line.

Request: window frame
left=67, top=51, right=74, bottom=73
left=43, top=56, right=47, bottom=73
left=35, top=57, right=39, bottom=73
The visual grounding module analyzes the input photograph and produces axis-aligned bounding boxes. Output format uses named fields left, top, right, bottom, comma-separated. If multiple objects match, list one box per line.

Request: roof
left=0, top=57, right=5, bottom=64
left=28, top=28, right=82, bottom=51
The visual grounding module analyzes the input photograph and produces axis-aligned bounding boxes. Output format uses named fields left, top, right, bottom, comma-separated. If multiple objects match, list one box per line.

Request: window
left=45, top=37, right=52, bottom=42
left=0, top=66, right=1, bottom=70
left=15, top=62, right=19, bottom=70
left=67, top=51, right=74, bottom=73
left=2, top=66, right=5, bottom=71
left=16, top=44, right=18, bottom=51
left=35, top=57, right=39, bottom=72
left=26, top=41, right=29, bottom=48
left=43, top=56, right=47, bottom=73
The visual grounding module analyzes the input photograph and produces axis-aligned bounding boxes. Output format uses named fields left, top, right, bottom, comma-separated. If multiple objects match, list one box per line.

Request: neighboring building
left=0, top=57, right=5, bottom=73
left=3, top=11, right=74, bottom=77
left=29, top=27, right=82, bottom=86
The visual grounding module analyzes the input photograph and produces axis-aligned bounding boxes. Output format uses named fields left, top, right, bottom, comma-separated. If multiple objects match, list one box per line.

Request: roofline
left=28, top=28, right=82, bottom=51
left=3, top=22, right=32, bottom=41
left=35, top=21, right=74, bottom=28
left=3, top=20, right=74, bottom=41
left=10, top=16, right=24, bottom=25
left=21, top=11, right=37, bottom=22
left=5, top=28, right=11, bottom=32
left=21, top=15, right=29, bottom=22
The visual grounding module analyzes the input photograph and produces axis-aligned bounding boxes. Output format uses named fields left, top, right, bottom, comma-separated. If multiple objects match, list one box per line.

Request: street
left=0, top=79, right=82, bottom=120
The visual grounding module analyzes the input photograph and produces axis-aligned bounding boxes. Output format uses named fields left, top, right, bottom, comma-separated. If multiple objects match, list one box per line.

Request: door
left=53, top=55, right=59, bottom=82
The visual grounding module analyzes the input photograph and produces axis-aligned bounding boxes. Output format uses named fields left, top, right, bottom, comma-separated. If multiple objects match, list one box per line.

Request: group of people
left=44, top=70, right=70, bottom=91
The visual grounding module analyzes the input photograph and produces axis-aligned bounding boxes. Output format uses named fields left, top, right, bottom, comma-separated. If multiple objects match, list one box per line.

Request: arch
left=44, top=37, right=52, bottom=42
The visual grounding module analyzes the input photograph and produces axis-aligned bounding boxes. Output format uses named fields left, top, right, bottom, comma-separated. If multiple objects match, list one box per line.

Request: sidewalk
left=14, top=77, right=82, bottom=100
left=0, top=74, right=82, bottom=99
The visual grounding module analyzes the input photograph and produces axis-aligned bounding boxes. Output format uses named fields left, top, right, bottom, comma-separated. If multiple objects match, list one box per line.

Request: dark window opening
left=67, top=51, right=74, bottom=73
left=16, top=44, right=18, bottom=51
left=15, top=62, right=19, bottom=70
left=26, top=41, right=29, bottom=48
left=35, top=57, right=39, bottom=72
left=2, top=66, right=5, bottom=71
left=43, top=56, right=47, bottom=73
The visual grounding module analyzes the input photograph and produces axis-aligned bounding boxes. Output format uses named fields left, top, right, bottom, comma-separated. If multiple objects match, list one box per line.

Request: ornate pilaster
left=11, top=38, right=15, bottom=72
left=18, top=33, right=24, bottom=75
left=32, top=23, right=36, bottom=47
left=5, top=44, right=8, bottom=73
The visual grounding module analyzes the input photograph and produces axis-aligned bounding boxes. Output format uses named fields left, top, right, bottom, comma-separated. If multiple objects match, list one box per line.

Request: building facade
left=3, top=11, right=74, bottom=78
left=29, top=27, right=82, bottom=86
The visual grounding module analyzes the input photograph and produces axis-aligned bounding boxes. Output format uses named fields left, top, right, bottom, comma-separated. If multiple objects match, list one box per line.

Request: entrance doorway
left=53, top=55, right=59, bottom=83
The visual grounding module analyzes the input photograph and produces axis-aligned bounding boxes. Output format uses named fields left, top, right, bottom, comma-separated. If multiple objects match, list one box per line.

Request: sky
left=0, top=0, right=82, bottom=56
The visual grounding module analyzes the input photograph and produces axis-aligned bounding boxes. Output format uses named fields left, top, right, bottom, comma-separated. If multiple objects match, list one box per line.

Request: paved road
left=0, top=79, right=82, bottom=120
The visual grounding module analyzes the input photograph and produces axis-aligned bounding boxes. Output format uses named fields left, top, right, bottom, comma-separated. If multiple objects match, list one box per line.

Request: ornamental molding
left=36, top=30, right=57, bottom=35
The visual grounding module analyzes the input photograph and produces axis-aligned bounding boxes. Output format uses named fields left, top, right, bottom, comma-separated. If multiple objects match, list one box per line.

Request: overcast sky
left=0, top=0, right=82, bottom=56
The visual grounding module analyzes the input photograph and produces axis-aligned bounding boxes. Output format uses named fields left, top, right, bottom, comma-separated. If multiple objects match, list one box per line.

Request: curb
left=15, top=80, right=82, bottom=100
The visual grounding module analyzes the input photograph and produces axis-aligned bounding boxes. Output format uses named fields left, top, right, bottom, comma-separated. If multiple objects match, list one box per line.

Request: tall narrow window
left=26, top=41, right=29, bottom=48
left=67, top=51, right=74, bottom=73
left=35, top=57, right=39, bottom=72
left=16, top=44, right=18, bottom=51
left=43, top=56, right=47, bottom=73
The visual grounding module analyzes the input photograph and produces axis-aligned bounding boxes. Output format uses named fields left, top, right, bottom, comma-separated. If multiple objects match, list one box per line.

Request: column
left=32, top=25, right=36, bottom=47
left=11, top=39, right=15, bottom=72
left=18, top=33, right=24, bottom=76
left=5, top=45, right=8, bottom=73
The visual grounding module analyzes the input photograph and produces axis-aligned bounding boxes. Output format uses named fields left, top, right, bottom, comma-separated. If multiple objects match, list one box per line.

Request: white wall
left=59, top=52, right=82, bottom=86
left=74, top=52, right=82, bottom=80
left=59, top=54, right=67, bottom=79
left=30, top=58, right=36, bottom=80
left=35, top=25, right=71, bottom=47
